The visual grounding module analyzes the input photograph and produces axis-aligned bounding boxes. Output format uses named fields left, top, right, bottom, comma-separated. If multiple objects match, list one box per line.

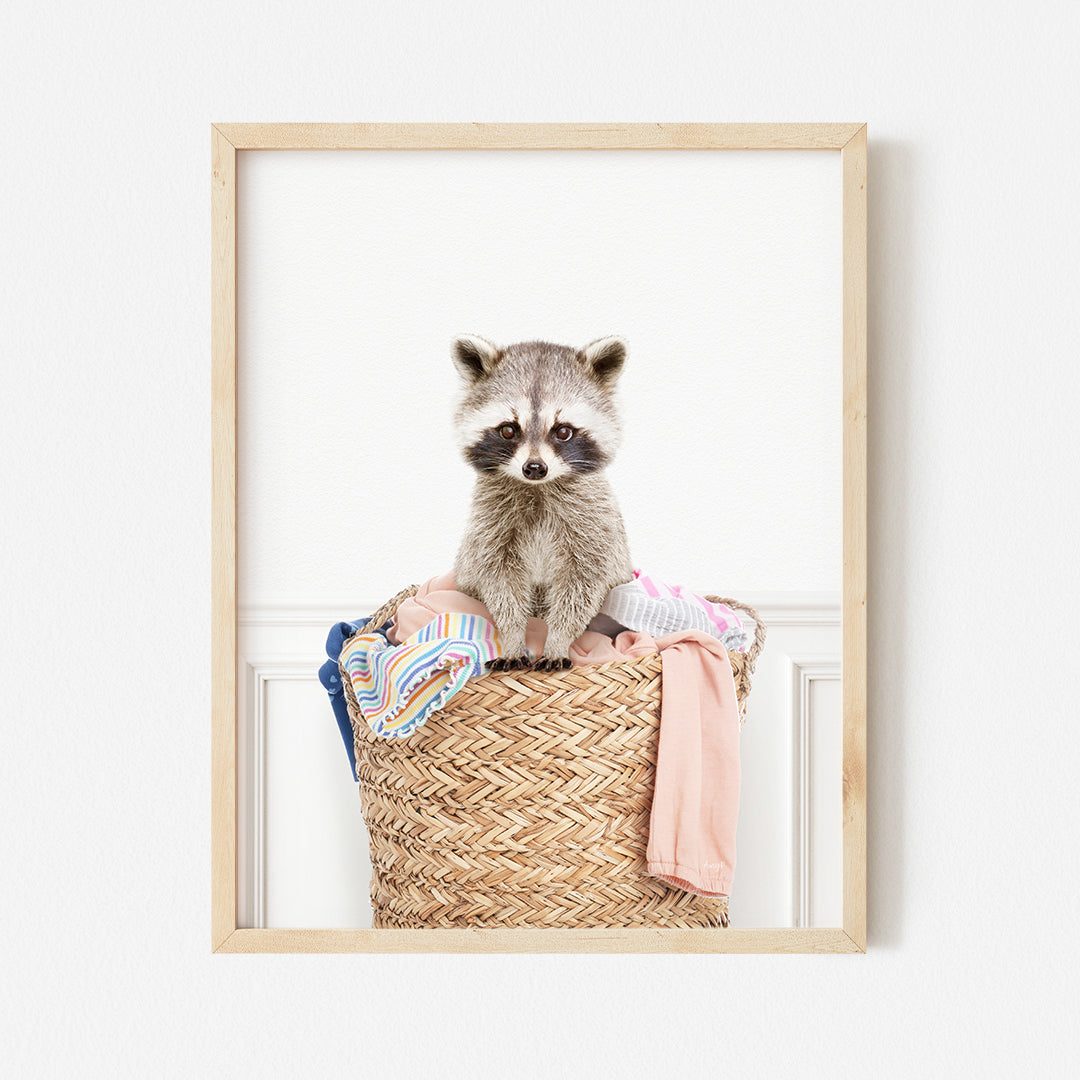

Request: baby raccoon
left=452, top=335, right=633, bottom=672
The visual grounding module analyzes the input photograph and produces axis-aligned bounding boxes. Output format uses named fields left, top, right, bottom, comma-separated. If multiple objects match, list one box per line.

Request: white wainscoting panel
left=725, top=607, right=842, bottom=928
left=238, top=594, right=840, bottom=929
left=809, top=674, right=843, bottom=928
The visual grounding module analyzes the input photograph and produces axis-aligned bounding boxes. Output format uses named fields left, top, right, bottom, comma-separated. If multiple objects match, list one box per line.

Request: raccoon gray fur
left=452, top=335, right=633, bottom=672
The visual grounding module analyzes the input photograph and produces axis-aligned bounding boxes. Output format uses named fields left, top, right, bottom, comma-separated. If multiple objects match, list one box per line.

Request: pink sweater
left=391, top=573, right=740, bottom=898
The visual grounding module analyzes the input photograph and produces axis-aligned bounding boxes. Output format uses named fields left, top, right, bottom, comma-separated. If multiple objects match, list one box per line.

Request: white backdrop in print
left=236, top=147, right=843, bottom=932
left=237, top=149, right=841, bottom=605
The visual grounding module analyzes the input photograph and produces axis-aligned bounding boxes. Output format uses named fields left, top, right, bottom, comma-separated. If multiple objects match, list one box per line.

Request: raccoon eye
left=498, top=423, right=518, bottom=440
left=553, top=424, right=574, bottom=442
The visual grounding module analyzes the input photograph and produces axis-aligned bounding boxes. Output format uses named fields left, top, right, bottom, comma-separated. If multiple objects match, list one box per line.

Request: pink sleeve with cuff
left=644, top=631, right=741, bottom=898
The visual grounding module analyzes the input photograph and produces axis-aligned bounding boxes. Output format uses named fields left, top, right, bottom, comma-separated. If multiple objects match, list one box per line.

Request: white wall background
left=3, top=1, right=1078, bottom=1077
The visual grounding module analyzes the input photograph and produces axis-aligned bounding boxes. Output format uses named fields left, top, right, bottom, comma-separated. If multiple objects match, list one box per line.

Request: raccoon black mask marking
left=465, top=427, right=520, bottom=474
left=452, top=335, right=633, bottom=670
left=465, top=418, right=607, bottom=479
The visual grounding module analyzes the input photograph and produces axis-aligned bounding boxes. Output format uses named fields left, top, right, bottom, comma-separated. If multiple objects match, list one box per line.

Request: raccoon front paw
left=486, top=655, right=533, bottom=672
left=533, top=656, right=573, bottom=672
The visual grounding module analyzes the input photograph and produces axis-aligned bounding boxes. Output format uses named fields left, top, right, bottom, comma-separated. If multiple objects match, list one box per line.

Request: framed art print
left=211, top=123, right=867, bottom=953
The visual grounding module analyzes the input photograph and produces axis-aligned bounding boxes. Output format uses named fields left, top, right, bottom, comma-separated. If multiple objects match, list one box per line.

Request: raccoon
left=452, top=335, right=634, bottom=672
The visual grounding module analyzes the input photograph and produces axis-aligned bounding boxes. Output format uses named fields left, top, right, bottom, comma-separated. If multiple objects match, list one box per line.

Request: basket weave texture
left=342, top=585, right=765, bottom=929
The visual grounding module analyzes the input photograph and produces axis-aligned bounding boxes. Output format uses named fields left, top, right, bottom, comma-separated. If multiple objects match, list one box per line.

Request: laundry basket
left=340, top=585, right=766, bottom=929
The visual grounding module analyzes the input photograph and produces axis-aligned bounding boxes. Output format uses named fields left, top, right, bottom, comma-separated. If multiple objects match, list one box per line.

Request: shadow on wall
left=867, top=138, right=918, bottom=949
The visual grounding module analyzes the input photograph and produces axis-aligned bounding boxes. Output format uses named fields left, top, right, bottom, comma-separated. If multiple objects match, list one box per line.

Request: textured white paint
left=4, top=1, right=1079, bottom=1078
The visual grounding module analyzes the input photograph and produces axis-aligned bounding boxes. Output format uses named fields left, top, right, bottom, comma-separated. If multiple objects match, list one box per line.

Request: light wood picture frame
left=211, top=122, right=867, bottom=954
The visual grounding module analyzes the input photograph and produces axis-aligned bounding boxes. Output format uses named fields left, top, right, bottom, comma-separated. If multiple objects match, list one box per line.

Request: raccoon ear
left=452, top=335, right=501, bottom=382
left=581, top=336, right=627, bottom=388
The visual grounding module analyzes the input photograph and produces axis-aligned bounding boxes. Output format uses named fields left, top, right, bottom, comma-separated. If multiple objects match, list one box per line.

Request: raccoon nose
left=522, top=460, right=548, bottom=481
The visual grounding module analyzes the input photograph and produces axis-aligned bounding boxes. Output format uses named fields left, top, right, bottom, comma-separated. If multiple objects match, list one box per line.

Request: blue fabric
left=319, top=617, right=388, bottom=780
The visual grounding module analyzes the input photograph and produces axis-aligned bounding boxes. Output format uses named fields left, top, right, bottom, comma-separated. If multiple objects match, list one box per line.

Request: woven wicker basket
left=341, top=585, right=766, bottom=929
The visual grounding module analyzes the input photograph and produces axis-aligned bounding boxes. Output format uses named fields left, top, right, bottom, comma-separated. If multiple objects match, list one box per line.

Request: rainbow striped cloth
left=340, top=611, right=501, bottom=739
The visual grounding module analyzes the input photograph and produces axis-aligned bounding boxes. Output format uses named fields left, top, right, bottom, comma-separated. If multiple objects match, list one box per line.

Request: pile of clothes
left=319, top=569, right=751, bottom=899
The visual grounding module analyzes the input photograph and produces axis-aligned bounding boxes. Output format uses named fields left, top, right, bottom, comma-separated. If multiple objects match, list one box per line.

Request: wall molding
left=239, top=601, right=388, bottom=628
left=238, top=592, right=841, bottom=630
left=787, top=654, right=842, bottom=928
left=239, top=657, right=318, bottom=930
